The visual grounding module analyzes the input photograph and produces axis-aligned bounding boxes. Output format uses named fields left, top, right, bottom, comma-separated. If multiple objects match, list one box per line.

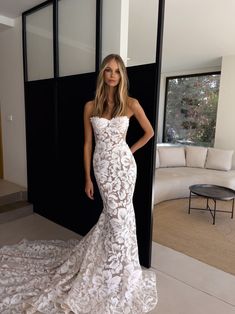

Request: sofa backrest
left=156, top=145, right=234, bottom=171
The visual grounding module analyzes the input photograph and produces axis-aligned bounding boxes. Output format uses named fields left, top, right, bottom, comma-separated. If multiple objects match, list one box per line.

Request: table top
left=189, top=184, right=235, bottom=200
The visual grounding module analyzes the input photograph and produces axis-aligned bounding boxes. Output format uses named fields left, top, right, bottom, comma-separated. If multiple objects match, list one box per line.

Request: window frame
left=22, top=0, right=102, bottom=82
left=163, top=71, right=221, bottom=146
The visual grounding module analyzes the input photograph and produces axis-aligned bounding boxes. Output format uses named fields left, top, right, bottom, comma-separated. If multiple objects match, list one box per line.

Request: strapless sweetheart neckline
left=90, top=115, right=130, bottom=122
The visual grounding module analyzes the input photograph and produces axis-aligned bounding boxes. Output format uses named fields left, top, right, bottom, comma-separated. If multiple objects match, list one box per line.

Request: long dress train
left=0, top=116, right=158, bottom=313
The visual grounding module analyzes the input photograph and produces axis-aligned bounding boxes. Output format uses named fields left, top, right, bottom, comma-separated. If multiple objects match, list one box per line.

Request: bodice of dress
left=90, top=116, right=129, bottom=152
left=90, top=115, right=136, bottom=212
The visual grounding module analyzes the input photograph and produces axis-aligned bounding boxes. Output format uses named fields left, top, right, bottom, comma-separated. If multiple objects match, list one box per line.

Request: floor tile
left=149, top=270, right=235, bottom=314
left=152, top=242, right=235, bottom=306
left=0, top=213, right=81, bottom=246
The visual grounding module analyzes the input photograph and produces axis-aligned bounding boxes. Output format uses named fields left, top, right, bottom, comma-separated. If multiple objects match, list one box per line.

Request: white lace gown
left=0, top=116, right=158, bottom=314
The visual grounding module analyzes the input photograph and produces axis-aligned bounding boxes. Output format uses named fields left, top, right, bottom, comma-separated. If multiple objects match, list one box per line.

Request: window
left=163, top=72, right=220, bottom=147
left=58, top=0, right=96, bottom=76
left=26, top=4, right=53, bottom=81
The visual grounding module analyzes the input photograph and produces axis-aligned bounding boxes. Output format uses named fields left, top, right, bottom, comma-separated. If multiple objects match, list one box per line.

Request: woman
left=84, top=54, right=155, bottom=200
left=0, top=54, right=157, bottom=313
left=82, top=54, right=158, bottom=312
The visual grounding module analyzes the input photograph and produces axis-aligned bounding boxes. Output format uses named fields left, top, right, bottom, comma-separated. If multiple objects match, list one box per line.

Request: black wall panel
left=127, top=64, right=157, bottom=266
left=57, top=73, right=103, bottom=235
left=25, top=79, right=57, bottom=215
left=25, top=74, right=103, bottom=234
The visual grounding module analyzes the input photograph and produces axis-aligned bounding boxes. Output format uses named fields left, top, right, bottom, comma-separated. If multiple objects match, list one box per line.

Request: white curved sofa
left=154, top=145, right=235, bottom=204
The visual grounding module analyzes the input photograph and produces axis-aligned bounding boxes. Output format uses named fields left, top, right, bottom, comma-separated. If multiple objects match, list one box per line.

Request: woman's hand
left=129, top=98, right=154, bottom=154
left=85, top=179, right=94, bottom=200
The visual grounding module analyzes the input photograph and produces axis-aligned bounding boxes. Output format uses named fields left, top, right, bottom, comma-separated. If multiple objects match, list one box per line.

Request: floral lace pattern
left=0, top=116, right=158, bottom=313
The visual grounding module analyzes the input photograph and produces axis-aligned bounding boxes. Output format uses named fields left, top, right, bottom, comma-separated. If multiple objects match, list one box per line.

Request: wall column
left=215, top=55, right=235, bottom=168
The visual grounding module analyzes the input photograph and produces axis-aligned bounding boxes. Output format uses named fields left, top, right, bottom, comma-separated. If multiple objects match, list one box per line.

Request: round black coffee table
left=188, top=184, right=235, bottom=224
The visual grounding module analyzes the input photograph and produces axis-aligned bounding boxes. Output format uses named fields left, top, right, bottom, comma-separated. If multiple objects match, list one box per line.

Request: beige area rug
left=153, top=197, right=235, bottom=275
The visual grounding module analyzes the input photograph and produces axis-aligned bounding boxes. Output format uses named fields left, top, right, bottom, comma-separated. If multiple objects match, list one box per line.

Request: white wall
left=0, top=15, right=15, bottom=30
left=214, top=55, right=235, bottom=168
left=0, top=17, right=27, bottom=187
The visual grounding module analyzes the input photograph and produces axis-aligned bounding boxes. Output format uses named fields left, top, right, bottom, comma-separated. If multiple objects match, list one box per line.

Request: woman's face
left=104, top=59, right=121, bottom=87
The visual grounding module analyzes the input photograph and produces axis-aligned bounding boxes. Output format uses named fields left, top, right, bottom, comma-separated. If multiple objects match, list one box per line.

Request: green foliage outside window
left=164, top=73, right=220, bottom=147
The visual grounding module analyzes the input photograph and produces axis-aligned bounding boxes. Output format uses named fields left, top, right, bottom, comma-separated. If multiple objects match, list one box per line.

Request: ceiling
left=0, top=0, right=235, bottom=73
left=0, top=0, right=44, bottom=18
left=162, top=0, right=235, bottom=72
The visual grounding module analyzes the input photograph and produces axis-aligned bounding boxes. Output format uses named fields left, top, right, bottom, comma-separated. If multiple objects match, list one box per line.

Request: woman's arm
left=129, top=99, right=154, bottom=154
left=84, top=101, right=94, bottom=199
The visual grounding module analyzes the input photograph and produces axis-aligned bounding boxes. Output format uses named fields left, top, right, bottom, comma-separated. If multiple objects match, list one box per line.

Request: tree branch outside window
left=163, top=72, right=220, bottom=147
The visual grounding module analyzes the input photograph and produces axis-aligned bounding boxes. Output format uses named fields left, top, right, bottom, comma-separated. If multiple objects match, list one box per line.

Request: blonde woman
left=84, top=54, right=155, bottom=199
left=82, top=54, right=158, bottom=312
left=0, top=54, right=157, bottom=314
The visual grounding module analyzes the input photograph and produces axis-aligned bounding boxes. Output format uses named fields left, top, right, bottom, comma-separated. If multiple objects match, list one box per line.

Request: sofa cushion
left=154, top=167, right=235, bottom=204
left=186, top=146, right=208, bottom=168
left=158, top=147, right=186, bottom=167
left=205, top=148, right=234, bottom=171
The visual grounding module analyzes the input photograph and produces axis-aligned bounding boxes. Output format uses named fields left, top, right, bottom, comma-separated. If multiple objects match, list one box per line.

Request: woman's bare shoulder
left=85, top=100, right=95, bottom=109
left=84, top=100, right=95, bottom=115
left=127, top=97, right=141, bottom=112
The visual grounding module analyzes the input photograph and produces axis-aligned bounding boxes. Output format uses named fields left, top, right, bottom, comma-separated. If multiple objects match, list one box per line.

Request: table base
left=188, top=192, right=234, bottom=225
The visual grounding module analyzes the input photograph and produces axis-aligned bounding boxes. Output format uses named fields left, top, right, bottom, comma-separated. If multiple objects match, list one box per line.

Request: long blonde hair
left=93, top=54, right=129, bottom=117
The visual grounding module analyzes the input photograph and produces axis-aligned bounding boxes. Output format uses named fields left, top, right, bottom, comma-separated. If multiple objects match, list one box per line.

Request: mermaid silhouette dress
left=0, top=116, right=158, bottom=313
